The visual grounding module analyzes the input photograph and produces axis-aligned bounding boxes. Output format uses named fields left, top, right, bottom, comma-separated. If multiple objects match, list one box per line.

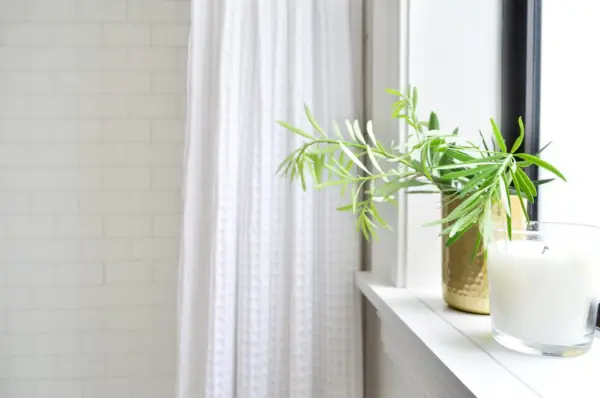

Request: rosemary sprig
left=276, top=87, right=566, bottom=247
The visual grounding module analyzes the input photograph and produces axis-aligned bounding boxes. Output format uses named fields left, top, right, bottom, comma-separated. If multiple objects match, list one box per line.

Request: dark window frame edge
left=501, top=0, right=542, bottom=220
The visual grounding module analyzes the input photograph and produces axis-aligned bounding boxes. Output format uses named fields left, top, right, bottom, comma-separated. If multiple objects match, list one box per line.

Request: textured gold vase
left=442, top=196, right=526, bottom=315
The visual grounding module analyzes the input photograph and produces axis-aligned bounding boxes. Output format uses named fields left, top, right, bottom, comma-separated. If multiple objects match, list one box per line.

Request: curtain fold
left=177, top=1, right=363, bottom=397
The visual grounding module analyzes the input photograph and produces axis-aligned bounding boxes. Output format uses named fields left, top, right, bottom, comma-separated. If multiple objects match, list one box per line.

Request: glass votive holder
left=487, top=222, right=600, bottom=357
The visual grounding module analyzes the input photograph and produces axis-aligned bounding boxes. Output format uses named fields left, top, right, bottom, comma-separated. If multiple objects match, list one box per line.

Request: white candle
left=487, top=240, right=598, bottom=346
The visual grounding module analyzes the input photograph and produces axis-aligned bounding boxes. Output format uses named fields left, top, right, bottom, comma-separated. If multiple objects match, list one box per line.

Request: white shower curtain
left=177, top=1, right=363, bottom=397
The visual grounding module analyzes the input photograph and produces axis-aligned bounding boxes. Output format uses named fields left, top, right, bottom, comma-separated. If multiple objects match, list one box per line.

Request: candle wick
left=542, top=246, right=550, bottom=254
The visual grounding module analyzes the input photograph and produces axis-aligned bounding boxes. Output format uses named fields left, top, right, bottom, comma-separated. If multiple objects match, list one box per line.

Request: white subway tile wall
left=0, top=0, right=189, bottom=396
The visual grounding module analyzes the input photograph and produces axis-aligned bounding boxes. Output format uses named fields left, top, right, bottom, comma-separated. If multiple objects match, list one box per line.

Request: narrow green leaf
left=478, top=130, right=490, bottom=153
left=314, top=154, right=325, bottom=184
left=463, top=155, right=506, bottom=165
left=364, top=217, right=377, bottom=241
left=481, top=200, right=494, bottom=247
left=516, top=160, right=532, bottom=167
left=391, top=101, right=406, bottom=118
left=330, top=157, right=352, bottom=179
left=448, top=218, right=468, bottom=239
left=339, top=142, right=370, bottom=175
left=434, top=162, right=496, bottom=171
left=441, top=192, right=462, bottom=207
left=498, top=177, right=511, bottom=218
left=340, top=182, right=348, bottom=197
left=412, top=87, right=418, bottom=108
left=385, top=88, right=403, bottom=96
left=537, top=141, right=553, bottom=155
left=521, top=171, right=538, bottom=199
left=531, top=178, right=555, bottom=187
left=444, top=149, right=477, bottom=163
left=505, top=214, right=513, bottom=240
left=316, top=179, right=351, bottom=188
left=333, top=121, right=344, bottom=140
left=336, top=203, right=354, bottom=211
left=305, top=152, right=317, bottom=163
left=305, top=154, right=318, bottom=184
left=490, top=118, right=507, bottom=152
left=345, top=159, right=354, bottom=173
left=406, top=190, right=440, bottom=194
left=277, top=121, right=315, bottom=141
left=510, top=117, right=525, bottom=153
left=365, top=120, right=377, bottom=145
left=470, top=234, right=482, bottom=264
left=352, top=181, right=365, bottom=214
left=289, top=162, right=297, bottom=181
left=510, top=172, right=530, bottom=224
left=282, top=158, right=296, bottom=178
left=515, top=168, right=537, bottom=202
left=377, top=178, right=429, bottom=196
left=366, top=146, right=384, bottom=175
left=299, top=164, right=307, bottom=191
left=370, top=202, right=391, bottom=229
left=352, top=120, right=367, bottom=145
left=440, top=165, right=494, bottom=180
left=425, top=191, right=485, bottom=227
left=405, top=118, right=419, bottom=132
left=364, top=214, right=378, bottom=229
left=310, top=146, right=338, bottom=155
left=437, top=150, right=451, bottom=179
left=507, top=187, right=527, bottom=198
left=275, top=152, right=296, bottom=176
left=455, top=207, right=480, bottom=234
left=458, top=167, right=496, bottom=194
left=410, top=159, right=425, bottom=175
left=344, top=120, right=356, bottom=142
left=411, top=141, right=427, bottom=151
left=304, top=105, right=326, bottom=137
left=338, top=149, right=346, bottom=166
left=360, top=217, right=370, bottom=241
left=420, top=142, right=432, bottom=180
left=445, top=208, right=480, bottom=240
left=515, top=153, right=566, bottom=181
left=426, top=137, right=443, bottom=166
left=308, top=163, right=317, bottom=181
left=445, top=224, right=470, bottom=246
left=445, top=191, right=485, bottom=221
left=428, top=112, right=440, bottom=130
left=511, top=169, right=532, bottom=203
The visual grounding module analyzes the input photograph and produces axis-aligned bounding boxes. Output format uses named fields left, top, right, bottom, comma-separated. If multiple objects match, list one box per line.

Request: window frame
left=368, top=0, right=545, bottom=288
left=501, top=0, right=542, bottom=220
left=368, top=0, right=504, bottom=289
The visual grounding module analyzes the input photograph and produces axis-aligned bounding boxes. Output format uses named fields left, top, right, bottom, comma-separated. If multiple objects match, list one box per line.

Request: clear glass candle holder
left=487, top=222, right=600, bottom=357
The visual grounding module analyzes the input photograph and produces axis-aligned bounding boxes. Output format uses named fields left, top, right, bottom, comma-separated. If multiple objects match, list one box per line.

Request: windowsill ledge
left=356, top=271, right=600, bottom=398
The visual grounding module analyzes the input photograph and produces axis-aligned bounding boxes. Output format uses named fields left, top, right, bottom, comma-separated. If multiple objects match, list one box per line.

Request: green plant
left=276, top=87, right=565, bottom=251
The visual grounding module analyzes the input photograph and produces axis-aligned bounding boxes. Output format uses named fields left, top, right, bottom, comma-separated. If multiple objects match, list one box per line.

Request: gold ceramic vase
left=442, top=196, right=526, bottom=315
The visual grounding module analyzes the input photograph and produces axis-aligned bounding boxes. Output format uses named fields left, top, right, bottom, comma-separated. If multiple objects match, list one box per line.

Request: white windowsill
left=356, top=271, right=600, bottom=398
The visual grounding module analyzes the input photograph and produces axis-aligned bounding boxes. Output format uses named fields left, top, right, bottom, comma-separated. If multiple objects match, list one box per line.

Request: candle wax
left=487, top=240, right=598, bottom=346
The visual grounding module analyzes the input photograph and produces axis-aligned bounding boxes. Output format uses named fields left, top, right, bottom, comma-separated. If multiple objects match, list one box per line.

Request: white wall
left=0, top=1, right=189, bottom=397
